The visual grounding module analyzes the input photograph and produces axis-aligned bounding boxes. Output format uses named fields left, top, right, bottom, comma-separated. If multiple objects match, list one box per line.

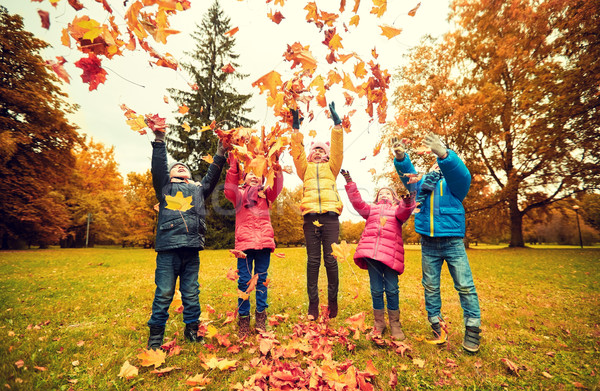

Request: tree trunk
left=508, top=196, right=525, bottom=247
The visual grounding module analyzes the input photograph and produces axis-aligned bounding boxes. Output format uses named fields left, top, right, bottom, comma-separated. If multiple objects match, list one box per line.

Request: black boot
left=328, top=300, right=338, bottom=319
left=184, top=322, right=203, bottom=343
left=147, top=325, right=165, bottom=350
left=308, top=301, right=319, bottom=321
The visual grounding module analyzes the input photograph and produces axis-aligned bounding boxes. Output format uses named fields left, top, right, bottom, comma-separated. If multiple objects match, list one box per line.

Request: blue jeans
left=148, top=248, right=201, bottom=327
left=366, top=259, right=400, bottom=311
left=421, top=236, right=481, bottom=327
left=237, top=248, right=271, bottom=316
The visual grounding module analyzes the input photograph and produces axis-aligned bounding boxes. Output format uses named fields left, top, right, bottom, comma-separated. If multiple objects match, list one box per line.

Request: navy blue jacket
left=152, top=141, right=226, bottom=251
left=394, top=150, right=471, bottom=238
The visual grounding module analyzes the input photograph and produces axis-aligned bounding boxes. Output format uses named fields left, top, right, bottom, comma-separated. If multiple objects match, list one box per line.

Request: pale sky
left=4, top=0, right=450, bottom=221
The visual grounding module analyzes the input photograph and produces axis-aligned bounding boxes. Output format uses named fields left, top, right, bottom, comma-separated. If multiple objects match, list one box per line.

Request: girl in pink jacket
left=341, top=169, right=416, bottom=340
left=224, top=156, right=283, bottom=336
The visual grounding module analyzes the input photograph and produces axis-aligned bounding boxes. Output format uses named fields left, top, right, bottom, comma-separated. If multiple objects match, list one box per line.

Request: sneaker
left=462, top=326, right=481, bottom=352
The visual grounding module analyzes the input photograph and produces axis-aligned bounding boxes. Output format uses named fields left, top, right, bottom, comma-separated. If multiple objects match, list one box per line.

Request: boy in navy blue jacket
left=393, top=132, right=482, bottom=353
left=147, top=128, right=226, bottom=349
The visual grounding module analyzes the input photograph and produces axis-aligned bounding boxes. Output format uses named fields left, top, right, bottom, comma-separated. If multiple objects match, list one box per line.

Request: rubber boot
left=255, top=310, right=267, bottom=332
left=308, top=301, right=319, bottom=321
left=328, top=300, right=338, bottom=319
left=147, top=325, right=165, bottom=350
left=238, top=315, right=250, bottom=337
left=388, top=309, right=406, bottom=340
left=372, top=309, right=386, bottom=337
left=184, top=321, right=203, bottom=343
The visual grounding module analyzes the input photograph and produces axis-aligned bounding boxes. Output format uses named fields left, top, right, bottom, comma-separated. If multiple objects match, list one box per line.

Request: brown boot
left=388, top=309, right=406, bottom=340
left=308, top=301, right=319, bottom=321
left=238, top=315, right=250, bottom=337
left=372, top=309, right=386, bottom=337
left=255, top=310, right=267, bottom=332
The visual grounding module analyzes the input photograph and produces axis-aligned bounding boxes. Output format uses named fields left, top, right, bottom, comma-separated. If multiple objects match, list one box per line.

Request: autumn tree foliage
left=60, top=139, right=127, bottom=247
left=124, top=170, right=156, bottom=248
left=271, top=186, right=304, bottom=247
left=339, top=220, right=365, bottom=244
left=389, top=0, right=600, bottom=247
left=0, top=8, right=81, bottom=249
left=166, top=0, right=255, bottom=249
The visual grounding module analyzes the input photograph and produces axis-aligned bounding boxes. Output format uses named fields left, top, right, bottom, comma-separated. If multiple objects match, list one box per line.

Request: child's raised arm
left=224, top=154, right=242, bottom=207
left=342, top=170, right=371, bottom=220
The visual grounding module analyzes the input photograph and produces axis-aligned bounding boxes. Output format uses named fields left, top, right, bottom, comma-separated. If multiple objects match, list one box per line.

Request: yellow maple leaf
left=313, top=220, right=323, bottom=227
left=368, top=168, right=376, bottom=175
left=118, top=360, right=138, bottom=379
left=380, top=217, right=387, bottom=226
left=200, top=124, right=212, bottom=132
left=217, top=358, right=237, bottom=371
left=205, top=325, right=218, bottom=339
left=308, top=130, right=317, bottom=137
left=354, top=60, right=367, bottom=79
left=165, top=191, right=193, bottom=212
left=331, top=240, right=352, bottom=262
left=202, top=155, right=214, bottom=164
left=379, top=25, right=402, bottom=39
left=137, top=348, right=166, bottom=368
left=349, top=14, right=360, bottom=27
left=126, top=114, right=147, bottom=132
left=186, top=373, right=212, bottom=386
left=309, top=75, right=326, bottom=95
left=77, top=19, right=102, bottom=41
left=328, top=33, right=344, bottom=51
left=182, top=122, right=191, bottom=132
left=371, top=0, right=387, bottom=17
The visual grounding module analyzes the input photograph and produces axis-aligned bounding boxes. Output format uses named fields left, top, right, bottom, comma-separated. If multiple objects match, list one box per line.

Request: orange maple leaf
left=252, top=70, right=282, bottom=97
left=224, top=27, right=239, bottom=36
left=408, top=2, right=421, bottom=17
left=246, top=273, right=259, bottom=294
left=186, top=373, right=212, bottom=386
left=226, top=268, right=239, bottom=281
left=221, top=63, right=235, bottom=73
left=380, top=25, right=402, bottom=39
left=346, top=312, right=367, bottom=331
left=137, top=348, right=166, bottom=368
left=371, top=0, right=387, bottom=17
left=268, top=10, right=285, bottom=24
left=178, top=105, right=189, bottom=114
left=331, top=240, right=353, bottom=263
left=202, top=155, right=214, bottom=164
left=328, top=33, right=343, bottom=51
left=354, top=60, right=367, bottom=79
left=230, top=249, right=247, bottom=259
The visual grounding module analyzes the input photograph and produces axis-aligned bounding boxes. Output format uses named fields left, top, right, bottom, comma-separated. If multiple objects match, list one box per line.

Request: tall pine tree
left=166, top=0, right=255, bottom=248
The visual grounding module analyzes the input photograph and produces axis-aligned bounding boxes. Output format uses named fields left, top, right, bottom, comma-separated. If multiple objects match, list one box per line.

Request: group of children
left=146, top=102, right=482, bottom=354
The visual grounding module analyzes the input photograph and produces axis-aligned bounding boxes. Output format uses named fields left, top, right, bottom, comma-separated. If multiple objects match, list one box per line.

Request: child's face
left=170, top=164, right=191, bottom=179
left=378, top=189, right=394, bottom=202
left=244, top=172, right=261, bottom=187
left=310, top=147, right=326, bottom=163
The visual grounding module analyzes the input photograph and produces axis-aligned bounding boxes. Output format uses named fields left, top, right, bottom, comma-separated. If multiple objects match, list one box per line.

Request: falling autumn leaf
left=331, top=240, right=353, bottom=263
left=221, top=63, right=235, bottom=73
left=379, top=25, right=402, bottom=39
left=368, top=168, right=376, bottom=175
left=408, top=2, right=421, bottom=16
left=224, top=27, right=239, bottom=36
left=182, top=122, right=191, bottom=132
left=246, top=273, right=259, bottom=294
left=313, top=220, right=323, bottom=227
left=74, top=53, right=107, bottom=91
left=202, top=155, right=214, bottom=164
left=178, top=105, right=189, bottom=114
left=268, top=10, right=285, bottom=24
left=226, top=268, right=239, bottom=281
left=275, top=253, right=286, bottom=258
left=349, top=14, right=360, bottom=26
left=38, top=10, right=50, bottom=29
left=230, top=249, right=247, bottom=259
left=163, top=95, right=169, bottom=103
left=165, top=191, right=193, bottom=212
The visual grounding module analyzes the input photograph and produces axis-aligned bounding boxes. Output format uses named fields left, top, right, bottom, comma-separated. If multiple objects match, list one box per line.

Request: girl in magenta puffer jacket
left=224, top=156, right=284, bottom=336
left=341, top=169, right=415, bottom=340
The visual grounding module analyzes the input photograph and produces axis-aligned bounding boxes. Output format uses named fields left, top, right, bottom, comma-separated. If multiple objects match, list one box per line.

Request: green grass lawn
left=1, top=246, right=599, bottom=390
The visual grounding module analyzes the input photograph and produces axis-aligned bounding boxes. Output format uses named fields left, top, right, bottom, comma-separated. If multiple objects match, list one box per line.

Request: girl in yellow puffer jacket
left=290, top=102, right=344, bottom=321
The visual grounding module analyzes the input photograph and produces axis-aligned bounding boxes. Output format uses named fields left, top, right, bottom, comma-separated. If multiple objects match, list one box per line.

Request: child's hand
left=216, top=140, right=226, bottom=156
left=423, top=132, right=448, bottom=159
left=340, top=169, right=352, bottom=183
left=153, top=129, right=166, bottom=142
left=391, top=137, right=406, bottom=160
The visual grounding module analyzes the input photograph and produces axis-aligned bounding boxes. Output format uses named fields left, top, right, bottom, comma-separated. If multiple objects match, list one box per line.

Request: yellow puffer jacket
left=290, top=126, right=344, bottom=215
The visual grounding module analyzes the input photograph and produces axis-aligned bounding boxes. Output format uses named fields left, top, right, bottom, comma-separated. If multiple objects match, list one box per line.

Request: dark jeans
left=148, top=248, right=201, bottom=327
left=303, top=212, right=340, bottom=306
left=237, top=248, right=271, bottom=316
left=365, top=258, right=400, bottom=311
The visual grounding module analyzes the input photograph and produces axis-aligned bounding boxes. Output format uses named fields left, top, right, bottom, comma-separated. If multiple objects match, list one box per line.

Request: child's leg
left=303, top=215, right=322, bottom=308
left=420, top=237, right=445, bottom=325
left=253, top=249, right=271, bottom=314
left=382, top=265, right=400, bottom=311
left=179, top=248, right=201, bottom=324
left=237, top=252, right=254, bottom=317
left=148, top=251, right=178, bottom=327
left=366, top=260, right=385, bottom=310
left=321, top=214, right=340, bottom=306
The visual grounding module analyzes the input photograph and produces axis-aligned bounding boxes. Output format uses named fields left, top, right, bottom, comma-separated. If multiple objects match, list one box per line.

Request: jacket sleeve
left=344, top=181, right=371, bottom=220
left=395, top=197, right=416, bottom=223
left=393, top=153, right=421, bottom=194
left=438, top=150, right=471, bottom=201
left=265, top=169, right=284, bottom=203
left=151, top=141, right=169, bottom=202
left=224, top=157, right=242, bottom=207
left=201, top=154, right=227, bottom=199
left=328, top=125, right=343, bottom=177
left=290, top=133, right=307, bottom=180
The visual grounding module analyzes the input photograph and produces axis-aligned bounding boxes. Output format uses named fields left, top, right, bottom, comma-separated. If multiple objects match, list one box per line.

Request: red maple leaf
left=144, top=113, right=167, bottom=132
left=38, top=10, right=50, bottom=29
left=74, top=53, right=107, bottom=91
left=45, top=56, right=70, bottom=84
left=221, top=64, right=235, bottom=73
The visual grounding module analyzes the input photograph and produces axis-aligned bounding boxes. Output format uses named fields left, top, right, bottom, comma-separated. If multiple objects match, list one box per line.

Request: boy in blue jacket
left=393, top=132, right=482, bottom=353
left=147, top=128, right=226, bottom=350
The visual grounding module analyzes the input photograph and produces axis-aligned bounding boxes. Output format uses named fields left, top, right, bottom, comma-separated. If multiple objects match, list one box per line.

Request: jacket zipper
left=373, top=204, right=384, bottom=258
left=429, top=183, right=436, bottom=236
left=316, top=163, right=322, bottom=213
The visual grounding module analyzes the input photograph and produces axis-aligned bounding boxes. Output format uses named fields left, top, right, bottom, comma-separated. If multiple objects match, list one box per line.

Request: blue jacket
left=394, top=150, right=471, bottom=238
left=152, top=141, right=226, bottom=251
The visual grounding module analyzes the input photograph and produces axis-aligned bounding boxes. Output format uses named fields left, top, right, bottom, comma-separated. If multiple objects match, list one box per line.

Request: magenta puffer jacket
left=224, top=161, right=283, bottom=252
left=345, top=182, right=415, bottom=274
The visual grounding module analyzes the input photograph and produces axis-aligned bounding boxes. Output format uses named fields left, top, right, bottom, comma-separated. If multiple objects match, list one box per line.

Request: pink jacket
left=224, top=160, right=283, bottom=252
left=345, top=182, right=415, bottom=274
